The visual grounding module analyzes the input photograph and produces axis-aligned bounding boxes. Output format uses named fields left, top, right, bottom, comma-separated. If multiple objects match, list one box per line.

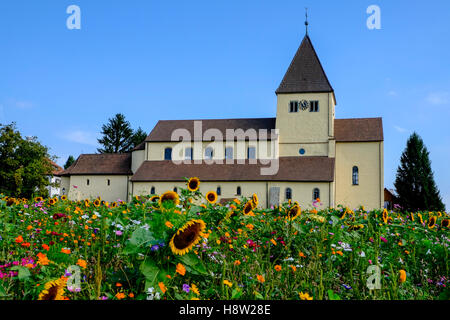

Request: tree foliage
left=97, top=113, right=146, bottom=153
left=0, top=122, right=54, bottom=198
left=394, top=132, right=445, bottom=211
left=64, top=155, right=76, bottom=169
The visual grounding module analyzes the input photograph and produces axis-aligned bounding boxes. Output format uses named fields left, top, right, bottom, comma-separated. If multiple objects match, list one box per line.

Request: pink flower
left=380, top=237, right=387, bottom=243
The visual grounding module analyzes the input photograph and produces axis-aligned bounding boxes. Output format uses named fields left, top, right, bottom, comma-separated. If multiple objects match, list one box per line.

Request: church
left=60, top=33, right=384, bottom=210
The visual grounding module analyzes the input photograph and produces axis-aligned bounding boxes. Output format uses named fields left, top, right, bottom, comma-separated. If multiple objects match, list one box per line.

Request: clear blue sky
left=1, top=0, right=449, bottom=209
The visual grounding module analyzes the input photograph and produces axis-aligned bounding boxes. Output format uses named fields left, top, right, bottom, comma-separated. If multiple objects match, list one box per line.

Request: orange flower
left=15, top=235, right=24, bottom=243
left=42, top=244, right=50, bottom=251
left=165, top=221, right=174, bottom=229
left=115, top=292, right=125, bottom=300
left=246, top=224, right=254, bottom=230
left=256, top=274, right=265, bottom=283
left=274, top=265, right=282, bottom=272
left=128, top=293, right=134, bottom=298
left=234, top=260, right=241, bottom=266
left=61, top=248, right=71, bottom=254
left=159, top=282, right=167, bottom=294
left=270, top=239, right=277, bottom=246
left=116, top=282, right=122, bottom=287
left=176, top=263, right=186, bottom=276
left=77, top=259, right=87, bottom=269
left=37, top=252, right=50, bottom=266
left=291, top=265, right=297, bottom=272
left=299, top=252, right=306, bottom=258
left=21, top=242, right=31, bottom=248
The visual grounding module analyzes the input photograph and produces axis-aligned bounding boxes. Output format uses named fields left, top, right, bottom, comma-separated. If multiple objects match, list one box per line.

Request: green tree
left=97, top=113, right=134, bottom=153
left=64, top=155, right=76, bottom=169
left=394, top=132, right=445, bottom=211
left=0, top=122, right=54, bottom=198
left=131, top=126, right=147, bottom=149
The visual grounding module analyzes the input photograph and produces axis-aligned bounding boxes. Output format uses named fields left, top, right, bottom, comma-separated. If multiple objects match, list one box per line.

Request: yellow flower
left=191, top=284, right=200, bottom=296
left=270, top=239, right=277, bottom=246
left=38, top=278, right=66, bottom=300
left=169, top=219, right=206, bottom=256
left=399, top=270, right=407, bottom=283
left=159, top=191, right=180, bottom=206
left=205, top=191, right=218, bottom=204
left=223, top=280, right=233, bottom=288
left=299, top=292, right=313, bottom=300
left=187, top=177, right=200, bottom=192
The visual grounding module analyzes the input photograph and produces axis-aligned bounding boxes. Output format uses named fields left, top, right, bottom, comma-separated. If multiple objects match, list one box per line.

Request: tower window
left=225, top=147, right=233, bottom=160
left=285, top=188, right=292, bottom=200
left=313, top=188, right=320, bottom=201
left=236, top=186, right=241, bottom=196
left=185, top=147, right=193, bottom=160
left=217, top=186, right=221, bottom=196
left=247, top=147, right=256, bottom=159
left=289, top=101, right=299, bottom=113
left=309, top=101, right=319, bottom=112
left=164, top=147, right=172, bottom=160
left=205, top=147, right=213, bottom=160
left=352, top=166, right=359, bottom=185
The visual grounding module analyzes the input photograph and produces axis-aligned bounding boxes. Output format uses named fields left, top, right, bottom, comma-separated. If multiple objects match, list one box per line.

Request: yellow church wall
left=146, top=140, right=277, bottom=161
left=132, top=181, right=330, bottom=209
left=335, top=141, right=384, bottom=210
left=275, top=92, right=334, bottom=144
left=278, top=142, right=328, bottom=157
left=66, top=175, right=130, bottom=203
left=131, top=150, right=145, bottom=173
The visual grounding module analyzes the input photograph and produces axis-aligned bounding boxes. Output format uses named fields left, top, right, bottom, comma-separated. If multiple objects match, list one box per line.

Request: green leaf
left=10, top=266, right=31, bottom=280
left=254, top=291, right=264, bottom=300
left=0, top=283, right=7, bottom=297
left=231, top=288, right=243, bottom=299
left=327, top=289, right=341, bottom=300
left=178, top=253, right=208, bottom=275
left=124, top=227, right=156, bottom=254
left=140, top=259, right=161, bottom=287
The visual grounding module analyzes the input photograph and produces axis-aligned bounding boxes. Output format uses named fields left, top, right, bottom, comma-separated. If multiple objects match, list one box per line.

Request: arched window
left=352, top=166, right=359, bottom=185
left=107, top=179, right=110, bottom=186
left=205, top=147, right=213, bottom=160
left=185, top=147, right=193, bottom=160
left=313, top=188, right=320, bottom=201
left=150, top=186, right=155, bottom=195
left=285, top=188, right=292, bottom=200
left=225, top=147, right=233, bottom=160
left=217, top=186, right=221, bottom=196
left=173, top=187, right=178, bottom=193
left=236, top=186, right=241, bottom=196
left=164, top=147, right=172, bottom=160
left=86, top=179, right=90, bottom=186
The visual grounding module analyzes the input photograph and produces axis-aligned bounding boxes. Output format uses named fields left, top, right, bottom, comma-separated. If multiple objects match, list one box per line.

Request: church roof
left=276, top=35, right=334, bottom=95
left=59, top=153, right=133, bottom=176
left=130, top=156, right=335, bottom=182
left=335, top=118, right=383, bottom=142
left=146, top=117, right=277, bottom=142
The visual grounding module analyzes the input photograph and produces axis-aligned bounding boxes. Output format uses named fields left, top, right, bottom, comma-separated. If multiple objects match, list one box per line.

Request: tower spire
left=305, top=7, right=309, bottom=35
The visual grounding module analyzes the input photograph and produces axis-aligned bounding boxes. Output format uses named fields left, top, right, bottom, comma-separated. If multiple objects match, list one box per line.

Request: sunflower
left=427, top=216, right=437, bottom=229
left=382, top=209, right=388, bottom=224
left=417, top=213, right=424, bottom=224
left=110, top=201, right=118, bottom=208
left=169, top=219, right=206, bottom=255
left=48, top=198, right=56, bottom=206
left=243, top=201, right=253, bottom=215
left=93, top=199, right=101, bottom=207
left=251, top=194, right=258, bottom=208
left=441, top=219, right=449, bottom=228
left=286, top=205, right=301, bottom=220
left=38, top=278, right=66, bottom=300
left=205, top=191, right=218, bottom=204
left=159, top=191, right=180, bottom=206
left=410, top=212, right=414, bottom=222
left=187, top=177, right=200, bottom=192
left=61, top=195, right=67, bottom=201
left=150, top=195, right=160, bottom=202
left=34, top=196, right=43, bottom=203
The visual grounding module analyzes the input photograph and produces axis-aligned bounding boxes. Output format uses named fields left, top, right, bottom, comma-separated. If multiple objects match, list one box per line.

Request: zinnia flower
left=169, top=219, right=206, bottom=256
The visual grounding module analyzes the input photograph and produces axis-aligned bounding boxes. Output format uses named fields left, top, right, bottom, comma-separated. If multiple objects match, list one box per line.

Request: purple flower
left=182, top=284, right=190, bottom=293
left=342, top=284, right=352, bottom=290
left=115, top=230, right=123, bottom=236
left=151, top=245, right=159, bottom=251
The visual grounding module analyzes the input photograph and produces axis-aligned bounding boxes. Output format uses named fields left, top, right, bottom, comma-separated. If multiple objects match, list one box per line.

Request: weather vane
left=305, top=7, right=309, bottom=35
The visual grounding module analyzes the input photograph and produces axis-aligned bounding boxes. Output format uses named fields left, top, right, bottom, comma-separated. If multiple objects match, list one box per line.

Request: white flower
left=359, top=251, right=366, bottom=257
left=147, top=287, right=154, bottom=294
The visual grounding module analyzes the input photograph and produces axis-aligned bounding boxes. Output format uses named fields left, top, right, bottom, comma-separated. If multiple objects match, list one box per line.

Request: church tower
left=275, top=34, right=336, bottom=158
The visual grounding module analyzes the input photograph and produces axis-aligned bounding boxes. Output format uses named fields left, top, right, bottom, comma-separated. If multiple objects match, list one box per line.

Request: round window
left=299, top=148, right=306, bottom=155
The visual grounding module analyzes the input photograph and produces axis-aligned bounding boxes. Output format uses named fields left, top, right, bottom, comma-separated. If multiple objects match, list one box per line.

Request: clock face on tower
left=300, top=100, right=309, bottom=111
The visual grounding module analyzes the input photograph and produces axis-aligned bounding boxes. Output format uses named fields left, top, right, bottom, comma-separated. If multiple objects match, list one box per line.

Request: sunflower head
left=110, top=201, right=118, bottom=208
left=169, top=219, right=206, bottom=256
left=441, top=219, right=449, bottom=228
left=38, top=278, right=66, bottom=300
left=61, top=195, right=68, bottom=201
left=251, top=194, right=258, bottom=208
left=205, top=191, right=218, bottom=204
left=243, top=201, right=253, bottom=215
left=48, top=198, right=55, bottom=205
left=428, top=216, right=437, bottom=229
left=286, top=205, right=301, bottom=220
left=159, top=191, right=180, bottom=207
left=93, top=199, right=101, bottom=207
left=187, top=177, right=200, bottom=192
left=34, top=196, right=43, bottom=203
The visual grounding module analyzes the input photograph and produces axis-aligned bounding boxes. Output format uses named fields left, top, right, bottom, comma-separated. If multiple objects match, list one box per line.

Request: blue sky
left=1, top=0, right=449, bottom=209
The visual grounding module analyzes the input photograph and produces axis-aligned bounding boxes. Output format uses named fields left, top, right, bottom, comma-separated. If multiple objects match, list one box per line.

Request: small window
left=289, top=101, right=299, bottom=113
left=225, top=147, right=233, bottom=160
left=313, top=188, right=320, bottom=201
left=309, top=101, right=319, bottom=112
left=107, top=179, right=110, bottom=186
left=87, top=179, right=90, bottom=186
left=217, top=186, right=221, bottom=196
left=236, top=186, right=241, bottom=196
left=299, top=148, right=306, bottom=155
left=205, top=147, right=213, bottom=160
left=247, top=147, right=256, bottom=159
left=173, top=187, right=178, bottom=193
left=285, top=188, right=292, bottom=200
left=164, top=147, right=172, bottom=160
left=150, top=186, right=155, bottom=194
left=352, top=166, right=359, bottom=185
left=185, top=147, right=193, bottom=160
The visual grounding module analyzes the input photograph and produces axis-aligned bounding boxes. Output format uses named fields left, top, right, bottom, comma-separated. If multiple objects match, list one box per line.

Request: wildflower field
left=0, top=178, right=449, bottom=300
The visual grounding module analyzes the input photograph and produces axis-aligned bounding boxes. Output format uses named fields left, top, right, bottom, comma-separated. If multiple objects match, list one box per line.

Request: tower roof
left=276, top=35, right=334, bottom=95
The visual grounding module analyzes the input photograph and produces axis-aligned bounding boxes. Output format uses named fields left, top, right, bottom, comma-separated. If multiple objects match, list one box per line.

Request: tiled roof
left=335, top=118, right=383, bottom=142
left=59, top=153, right=132, bottom=176
left=130, top=157, right=335, bottom=182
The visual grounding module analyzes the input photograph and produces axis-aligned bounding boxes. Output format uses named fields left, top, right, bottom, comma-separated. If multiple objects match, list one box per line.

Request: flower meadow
left=0, top=178, right=449, bottom=301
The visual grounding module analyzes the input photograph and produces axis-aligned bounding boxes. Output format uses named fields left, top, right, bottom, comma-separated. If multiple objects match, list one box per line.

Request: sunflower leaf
left=10, top=266, right=31, bottom=280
